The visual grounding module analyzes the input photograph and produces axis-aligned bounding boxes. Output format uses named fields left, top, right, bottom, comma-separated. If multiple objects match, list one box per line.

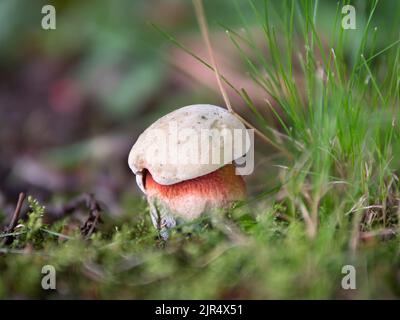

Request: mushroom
left=128, top=104, right=250, bottom=239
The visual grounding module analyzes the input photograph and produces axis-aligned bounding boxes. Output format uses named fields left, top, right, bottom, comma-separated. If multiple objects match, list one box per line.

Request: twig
left=80, top=194, right=102, bottom=239
left=192, top=0, right=292, bottom=159
left=2, top=192, right=26, bottom=245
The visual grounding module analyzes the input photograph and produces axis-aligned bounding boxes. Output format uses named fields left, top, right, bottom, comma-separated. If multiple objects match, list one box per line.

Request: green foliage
left=0, top=195, right=398, bottom=299
left=25, top=197, right=45, bottom=241
left=9, top=196, right=46, bottom=247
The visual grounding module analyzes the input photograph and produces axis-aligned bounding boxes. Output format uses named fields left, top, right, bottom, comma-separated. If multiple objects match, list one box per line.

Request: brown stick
left=2, top=192, right=26, bottom=245
left=80, top=194, right=102, bottom=239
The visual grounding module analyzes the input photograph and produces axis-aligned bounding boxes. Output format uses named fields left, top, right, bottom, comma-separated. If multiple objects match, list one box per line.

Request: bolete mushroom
left=128, top=104, right=250, bottom=239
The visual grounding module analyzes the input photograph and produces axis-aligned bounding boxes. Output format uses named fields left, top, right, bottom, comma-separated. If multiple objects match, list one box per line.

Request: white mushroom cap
left=128, top=104, right=250, bottom=186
